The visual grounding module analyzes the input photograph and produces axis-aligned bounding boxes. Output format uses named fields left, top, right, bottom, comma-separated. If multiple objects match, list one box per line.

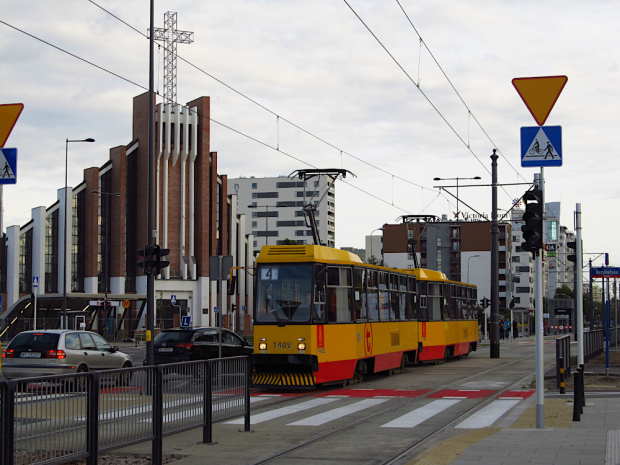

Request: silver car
left=1, top=330, right=133, bottom=379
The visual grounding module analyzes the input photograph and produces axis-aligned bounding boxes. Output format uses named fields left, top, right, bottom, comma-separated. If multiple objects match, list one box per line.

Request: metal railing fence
left=1, top=356, right=251, bottom=465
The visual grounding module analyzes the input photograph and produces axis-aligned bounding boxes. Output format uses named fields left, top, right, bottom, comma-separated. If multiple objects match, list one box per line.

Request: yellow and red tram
left=251, top=244, right=478, bottom=389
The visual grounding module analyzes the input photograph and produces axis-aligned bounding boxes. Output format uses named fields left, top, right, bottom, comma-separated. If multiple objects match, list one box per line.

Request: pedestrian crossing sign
left=0, top=148, right=17, bottom=184
left=520, top=126, right=562, bottom=167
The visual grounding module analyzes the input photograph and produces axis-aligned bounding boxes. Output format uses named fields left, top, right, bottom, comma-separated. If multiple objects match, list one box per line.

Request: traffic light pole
left=575, top=203, right=584, bottom=366
left=534, top=171, right=545, bottom=429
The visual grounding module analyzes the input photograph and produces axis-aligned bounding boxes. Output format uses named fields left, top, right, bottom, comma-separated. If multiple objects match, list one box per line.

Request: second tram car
left=252, top=244, right=478, bottom=389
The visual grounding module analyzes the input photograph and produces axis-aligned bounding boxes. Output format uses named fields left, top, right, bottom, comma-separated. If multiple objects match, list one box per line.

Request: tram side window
left=353, top=268, right=366, bottom=320
left=442, top=284, right=450, bottom=320
left=389, top=273, right=400, bottom=320
left=418, top=280, right=428, bottom=321
left=448, top=284, right=457, bottom=320
left=367, top=270, right=379, bottom=321
left=397, top=275, right=407, bottom=321
left=427, top=282, right=443, bottom=321
left=326, top=267, right=353, bottom=323
left=378, top=272, right=390, bottom=320
left=406, top=277, right=417, bottom=320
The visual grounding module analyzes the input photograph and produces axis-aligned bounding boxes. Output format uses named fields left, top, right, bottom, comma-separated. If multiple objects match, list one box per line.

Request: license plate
left=20, top=352, right=41, bottom=358
left=158, top=347, right=173, bottom=352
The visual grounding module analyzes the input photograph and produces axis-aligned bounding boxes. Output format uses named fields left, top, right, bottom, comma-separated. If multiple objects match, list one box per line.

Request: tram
left=251, top=244, right=479, bottom=389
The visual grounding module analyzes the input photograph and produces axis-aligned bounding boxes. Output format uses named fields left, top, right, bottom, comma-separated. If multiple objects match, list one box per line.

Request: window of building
left=252, top=192, right=278, bottom=199
left=512, top=256, right=520, bottom=263
left=517, top=266, right=530, bottom=273
left=45, top=210, right=58, bottom=293
left=516, top=286, right=531, bottom=293
left=252, top=183, right=257, bottom=189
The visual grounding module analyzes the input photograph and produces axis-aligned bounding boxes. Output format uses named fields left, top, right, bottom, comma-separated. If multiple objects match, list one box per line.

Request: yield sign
left=0, top=103, right=24, bottom=147
left=512, top=76, right=567, bottom=126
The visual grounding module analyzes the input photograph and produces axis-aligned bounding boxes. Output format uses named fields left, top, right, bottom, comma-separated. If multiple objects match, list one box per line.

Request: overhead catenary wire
left=1, top=4, right=506, bottom=219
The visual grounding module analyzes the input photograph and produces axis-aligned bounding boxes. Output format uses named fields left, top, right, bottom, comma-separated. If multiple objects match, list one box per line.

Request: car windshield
left=255, top=264, right=313, bottom=324
left=9, top=333, right=60, bottom=351
left=154, top=331, right=194, bottom=343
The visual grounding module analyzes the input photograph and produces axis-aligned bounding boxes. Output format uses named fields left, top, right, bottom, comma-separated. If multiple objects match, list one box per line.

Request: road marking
left=226, top=397, right=339, bottom=425
left=381, top=399, right=461, bottom=428
left=454, top=399, right=520, bottom=429
left=288, top=398, right=388, bottom=426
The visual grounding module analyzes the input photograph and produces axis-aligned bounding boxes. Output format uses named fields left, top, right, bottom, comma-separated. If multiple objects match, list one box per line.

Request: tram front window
left=256, top=264, right=313, bottom=324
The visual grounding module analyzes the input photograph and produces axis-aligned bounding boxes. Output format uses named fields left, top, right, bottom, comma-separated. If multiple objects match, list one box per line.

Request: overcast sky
left=1, top=0, right=618, bottom=275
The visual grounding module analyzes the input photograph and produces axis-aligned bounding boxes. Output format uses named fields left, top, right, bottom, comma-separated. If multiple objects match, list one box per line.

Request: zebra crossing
left=227, top=388, right=534, bottom=429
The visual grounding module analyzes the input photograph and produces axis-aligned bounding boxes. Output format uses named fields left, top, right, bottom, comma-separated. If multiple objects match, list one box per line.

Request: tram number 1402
left=274, top=342, right=292, bottom=349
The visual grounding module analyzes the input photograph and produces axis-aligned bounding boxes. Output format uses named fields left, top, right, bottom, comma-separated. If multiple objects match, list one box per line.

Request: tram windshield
left=255, top=264, right=315, bottom=324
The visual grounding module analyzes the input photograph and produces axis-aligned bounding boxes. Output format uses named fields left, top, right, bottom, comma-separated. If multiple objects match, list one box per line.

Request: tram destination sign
left=591, top=267, right=620, bottom=279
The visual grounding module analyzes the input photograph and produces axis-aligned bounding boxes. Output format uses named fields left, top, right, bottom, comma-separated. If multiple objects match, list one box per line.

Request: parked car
left=150, top=327, right=253, bottom=365
left=1, top=330, right=133, bottom=379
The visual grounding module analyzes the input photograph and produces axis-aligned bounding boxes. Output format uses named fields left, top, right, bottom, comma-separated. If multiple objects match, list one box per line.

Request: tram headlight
left=259, top=342, right=267, bottom=351
left=297, top=342, right=306, bottom=350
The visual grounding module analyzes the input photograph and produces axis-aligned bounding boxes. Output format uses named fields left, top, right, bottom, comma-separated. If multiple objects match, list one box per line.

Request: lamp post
left=62, top=137, right=95, bottom=329
left=466, top=254, right=481, bottom=283
left=433, top=176, right=481, bottom=221
left=368, top=228, right=383, bottom=264
left=248, top=204, right=278, bottom=247
left=92, top=189, right=121, bottom=340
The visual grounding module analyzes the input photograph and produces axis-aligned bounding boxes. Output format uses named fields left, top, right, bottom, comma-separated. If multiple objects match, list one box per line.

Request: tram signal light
left=521, top=188, right=543, bottom=253
left=137, top=245, right=157, bottom=275
left=480, top=297, right=490, bottom=309
left=155, top=246, right=170, bottom=276
left=567, top=241, right=577, bottom=263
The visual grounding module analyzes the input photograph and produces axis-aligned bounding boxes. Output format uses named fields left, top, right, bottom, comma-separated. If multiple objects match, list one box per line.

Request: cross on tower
left=152, top=11, right=194, bottom=105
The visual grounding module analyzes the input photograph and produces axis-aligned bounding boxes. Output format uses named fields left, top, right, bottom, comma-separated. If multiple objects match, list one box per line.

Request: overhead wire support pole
left=490, top=150, right=500, bottom=358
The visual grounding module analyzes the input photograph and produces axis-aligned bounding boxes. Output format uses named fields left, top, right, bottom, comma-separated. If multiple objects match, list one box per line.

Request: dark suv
left=151, top=327, right=253, bottom=365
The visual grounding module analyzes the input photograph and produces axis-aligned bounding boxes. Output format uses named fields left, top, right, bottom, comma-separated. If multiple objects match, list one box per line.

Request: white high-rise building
left=228, top=176, right=336, bottom=255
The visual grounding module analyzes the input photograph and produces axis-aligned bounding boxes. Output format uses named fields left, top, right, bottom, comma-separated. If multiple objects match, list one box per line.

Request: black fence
left=1, top=356, right=251, bottom=465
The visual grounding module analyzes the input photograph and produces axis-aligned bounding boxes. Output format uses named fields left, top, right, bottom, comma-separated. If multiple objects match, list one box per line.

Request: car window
left=65, top=333, right=81, bottom=350
left=79, top=333, right=97, bottom=350
left=223, top=331, right=240, bottom=345
left=91, top=333, right=112, bottom=351
left=154, top=331, right=193, bottom=343
left=9, top=332, right=60, bottom=351
left=196, top=331, right=216, bottom=342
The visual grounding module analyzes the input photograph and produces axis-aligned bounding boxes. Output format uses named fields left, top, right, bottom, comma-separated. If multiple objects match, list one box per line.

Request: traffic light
left=567, top=241, right=577, bottom=263
left=137, top=245, right=157, bottom=275
left=227, top=276, right=237, bottom=295
left=155, top=246, right=170, bottom=276
left=521, top=188, right=543, bottom=253
left=480, top=297, right=490, bottom=309
left=231, top=303, right=237, bottom=312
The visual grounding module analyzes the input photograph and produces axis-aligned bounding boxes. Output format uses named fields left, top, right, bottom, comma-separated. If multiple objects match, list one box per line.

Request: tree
left=554, top=284, right=574, bottom=299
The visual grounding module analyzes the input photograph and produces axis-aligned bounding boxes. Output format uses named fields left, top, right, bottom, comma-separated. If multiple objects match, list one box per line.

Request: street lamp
left=433, top=176, right=481, bottom=221
left=368, top=228, right=383, bottom=264
left=92, top=189, right=121, bottom=340
left=467, top=254, right=481, bottom=283
left=248, top=204, right=278, bottom=246
left=62, top=137, right=95, bottom=329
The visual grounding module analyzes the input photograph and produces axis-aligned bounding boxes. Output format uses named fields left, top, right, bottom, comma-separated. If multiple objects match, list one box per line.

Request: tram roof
left=257, top=245, right=364, bottom=265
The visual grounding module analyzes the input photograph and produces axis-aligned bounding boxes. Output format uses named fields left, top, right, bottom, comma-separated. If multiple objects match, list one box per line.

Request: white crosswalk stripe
left=454, top=399, right=520, bottom=429
left=288, top=398, right=389, bottom=426
left=226, top=397, right=339, bottom=425
left=381, top=399, right=461, bottom=428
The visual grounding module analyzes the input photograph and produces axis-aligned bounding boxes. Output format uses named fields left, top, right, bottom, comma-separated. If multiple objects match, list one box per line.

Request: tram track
left=249, top=352, right=544, bottom=465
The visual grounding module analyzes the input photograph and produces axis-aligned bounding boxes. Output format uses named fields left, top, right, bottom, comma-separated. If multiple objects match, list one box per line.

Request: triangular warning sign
left=512, top=76, right=567, bottom=126
left=0, top=103, right=24, bottom=148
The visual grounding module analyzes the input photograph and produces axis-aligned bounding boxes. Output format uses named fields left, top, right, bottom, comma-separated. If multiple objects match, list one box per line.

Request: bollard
left=559, top=357, right=566, bottom=394
left=573, top=370, right=581, bottom=421
left=579, top=365, right=585, bottom=410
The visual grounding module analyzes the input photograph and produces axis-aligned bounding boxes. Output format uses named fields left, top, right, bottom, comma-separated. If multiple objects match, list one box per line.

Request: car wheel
left=118, top=362, right=133, bottom=386
left=71, top=365, right=88, bottom=391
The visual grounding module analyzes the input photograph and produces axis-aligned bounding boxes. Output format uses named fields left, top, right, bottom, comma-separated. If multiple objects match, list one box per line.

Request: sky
left=0, top=0, right=618, bottom=271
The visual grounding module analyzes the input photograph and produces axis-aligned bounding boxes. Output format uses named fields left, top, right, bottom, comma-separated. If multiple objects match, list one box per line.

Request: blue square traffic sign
left=521, top=126, right=562, bottom=167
